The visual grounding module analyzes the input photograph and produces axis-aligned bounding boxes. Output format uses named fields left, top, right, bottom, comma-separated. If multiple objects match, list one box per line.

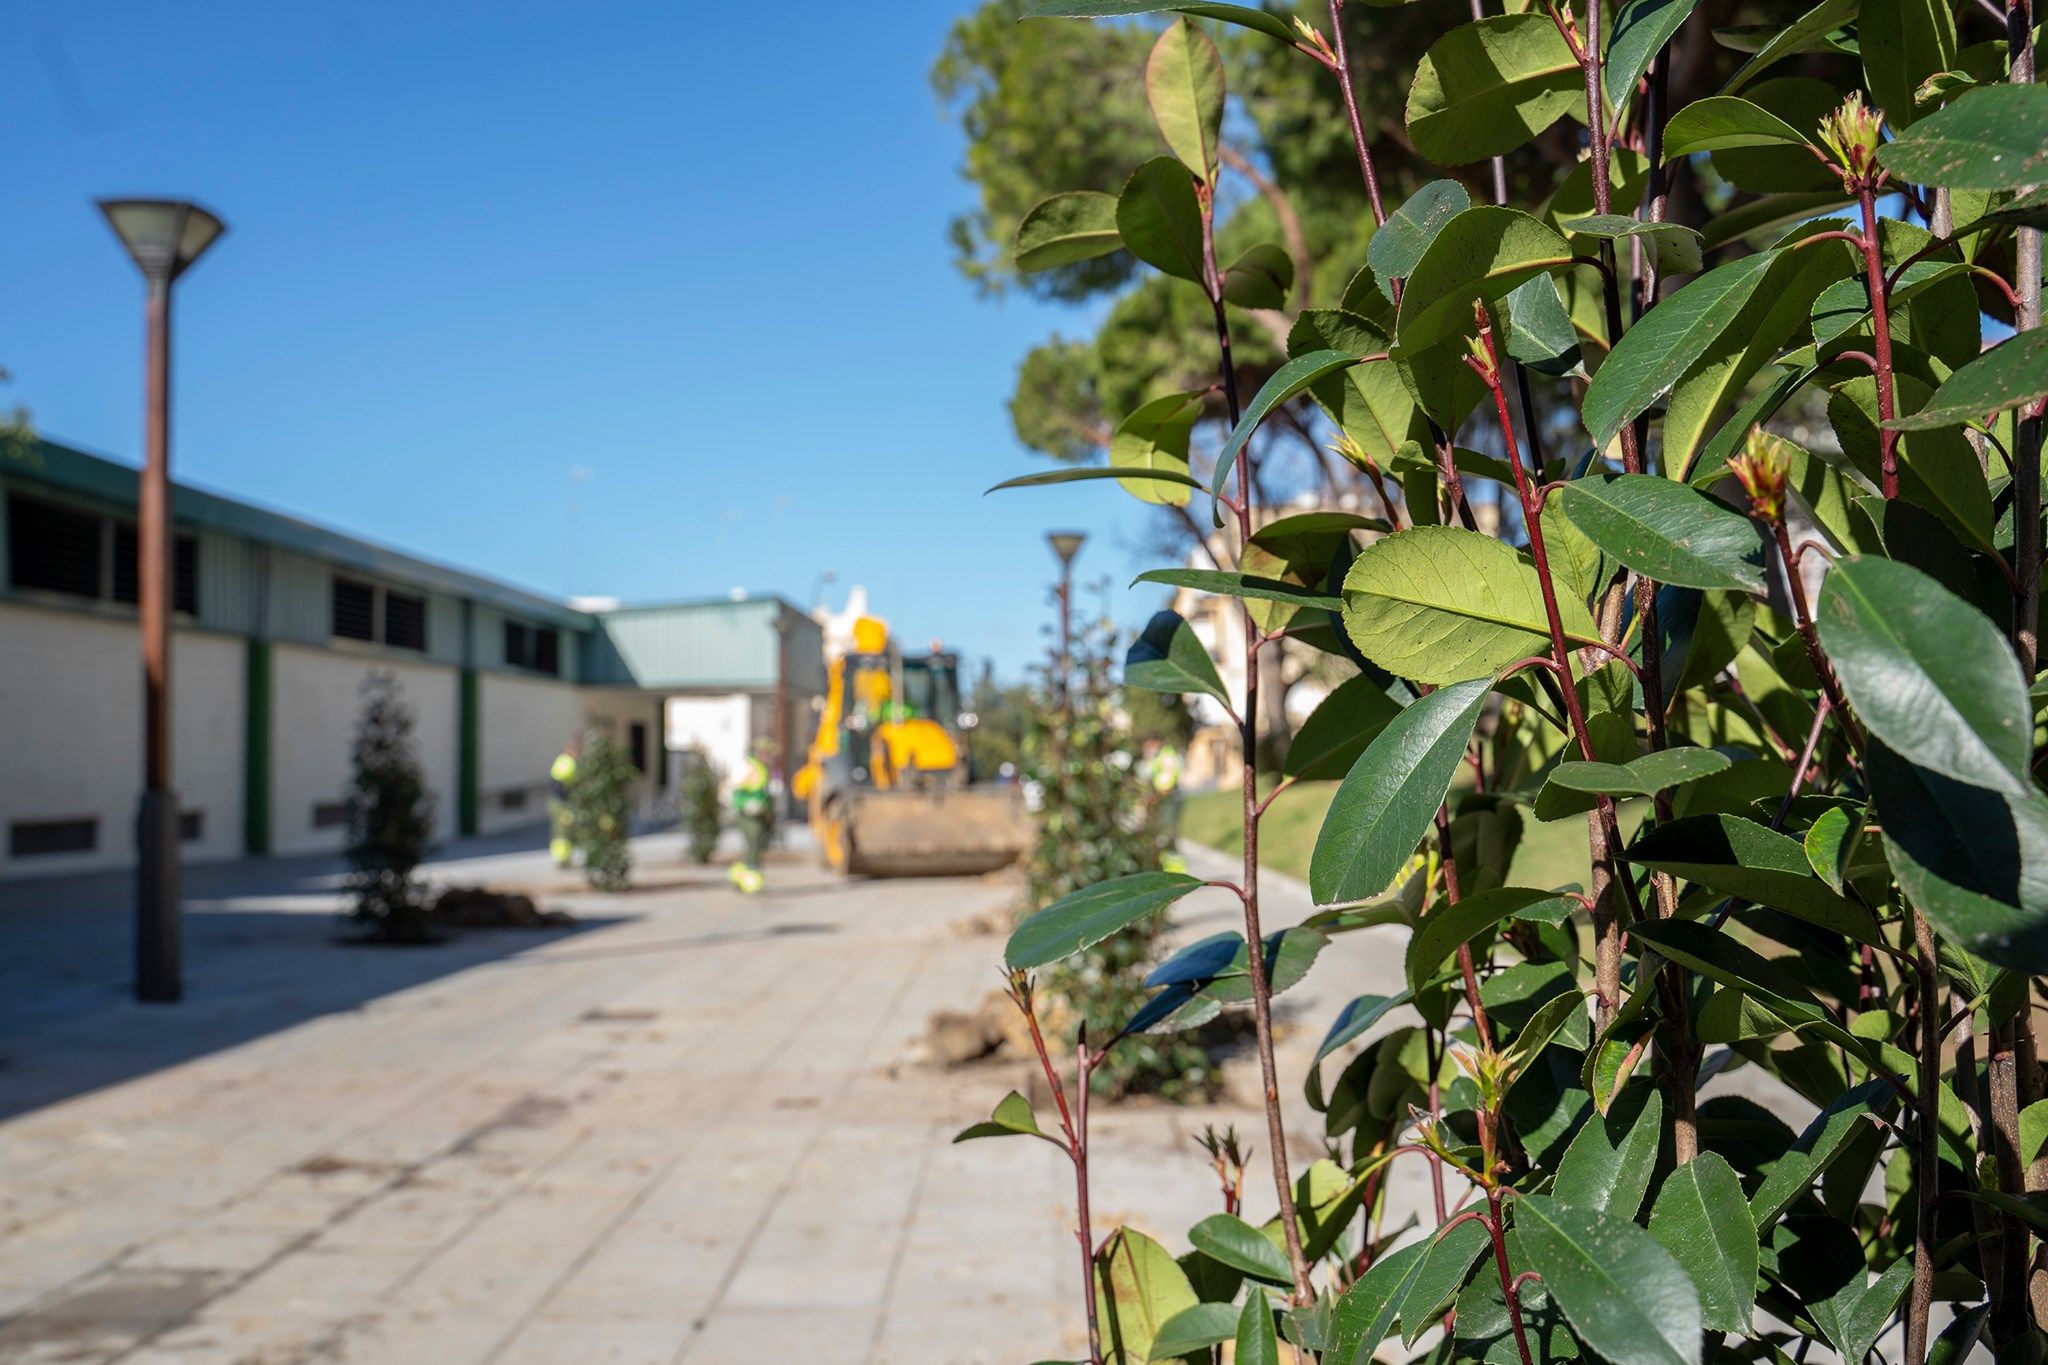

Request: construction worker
left=728, top=747, right=773, bottom=895
left=1141, top=738, right=1187, bottom=874
left=548, top=736, right=581, bottom=868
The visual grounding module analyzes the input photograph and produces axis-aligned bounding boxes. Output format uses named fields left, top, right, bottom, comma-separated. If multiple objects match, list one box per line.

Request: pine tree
left=1027, top=609, right=1212, bottom=1101
left=680, top=747, right=723, bottom=865
left=571, top=724, right=635, bottom=891
left=345, top=671, right=436, bottom=942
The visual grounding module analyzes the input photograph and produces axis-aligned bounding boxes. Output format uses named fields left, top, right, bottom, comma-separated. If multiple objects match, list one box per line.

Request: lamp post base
left=136, top=789, right=182, bottom=1003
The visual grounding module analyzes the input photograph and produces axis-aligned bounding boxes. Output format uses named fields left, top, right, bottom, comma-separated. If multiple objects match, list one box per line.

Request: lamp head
left=1047, top=531, right=1087, bottom=568
left=97, top=199, right=227, bottom=285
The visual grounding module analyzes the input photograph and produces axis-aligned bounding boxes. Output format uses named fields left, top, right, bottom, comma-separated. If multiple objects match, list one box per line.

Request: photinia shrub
left=964, top=1, right=2048, bottom=1361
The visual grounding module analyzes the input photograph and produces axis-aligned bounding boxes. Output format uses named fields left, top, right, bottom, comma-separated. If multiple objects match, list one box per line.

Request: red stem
left=1485, top=1191, right=1539, bottom=1365
left=1856, top=188, right=1902, bottom=498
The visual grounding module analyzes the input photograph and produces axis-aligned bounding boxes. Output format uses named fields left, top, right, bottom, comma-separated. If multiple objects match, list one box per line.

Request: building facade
left=0, top=440, right=821, bottom=879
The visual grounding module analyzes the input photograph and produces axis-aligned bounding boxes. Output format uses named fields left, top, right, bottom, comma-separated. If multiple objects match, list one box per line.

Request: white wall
left=579, top=688, right=664, bottom=811
left=271, top=644, right=458, bottom=856
left=665, top=694, right=751, bottom=782
left=477, top=673, right=584, bottom=835
left=0, top=602, right=245, bottom=878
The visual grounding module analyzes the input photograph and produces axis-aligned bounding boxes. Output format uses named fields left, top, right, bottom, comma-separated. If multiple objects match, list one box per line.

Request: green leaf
left=1147, top=1302, right=1239, bottom=1360
left=1289, top=310, right=1421, bottom=462
left=2023, top=1099, right=2048, bottom=1165
left=1118, top=157, right=1207, bottom=284
left=1188, top=1213, right=1293, bottom=1285
left=1748, top=1079, right=1894, bottom=1230
left=1096, top=1228, right=1201, bottom=1365
left=1722, top=0, right=1858, bottom=94
left=1662, top=95, right=1813, bottom=156
left=1194, top=926, right=1329, bottom=1003
left=1016, top=192, right=1125, bottom=272
left=1606, top=0, right=1700, bottom=111
left=1625, top=814, right=1884, bottom=946
left=1536, top=748, right=1734, bottom=818
left=1211, top=349, right=1372, bottom=498
left=1562, top=214, right=1705, bottom=274
left=1393, top=206, right=1573, bottom=354
left=1503, top=275, right=1580, bottom=375
left=1342, top=527, right=1602, bottom=684
left=953, top=1090, right=1057, bottom=1145
left=1398, top=1218, right=1491, bottom=1343
left=1514, top=1193, right=1703, bottom=1365
left=1406, top=887, right=1571, bottom=996
left=1627, top=920, right=1876, bottom=1069
left=1006, top=871, right=1205, bottom=970
left=1551, top=473, right=1766, bottom=593
left=1368, top=180, right=1472, bottom=289
left=1222, top=242, right=1295, bottom=309
left=1884, top=328, right=2048, bottom=432
left=1126, top=609, right=1233, bottom=708
left=1830, top=372, right=1996, bottom=553
left=1234, top=1287, right=1280, bottom=1365
left=1133, top=568, right=1341, bottom=613
left=1803, top=805, right=1861, bottom=892
left=1555, top=1083, right=1663, bottom=1218
left=1286, top=674, right=1407, bottom=783
left=1877, top=84, right=2048, bottom=188
left=1309, top=676, right=1491, bottom=905
left=1406, top=15, right=1583, bottom=165
left=1870, top=741, right=2048, bottom=974
left=1146, top=19, right=1224, bottom=177
left=1930, top=1304, right=1993, bottom=1365
left=1662, top=227, right=1857, bottom=478
left=1327, top=1239, right=1433, bottom=1365
left=1861, top=0, right=1956, bottom=129
left=1314, top=989, right=1413, bottom=1067
left=1582, top=249, right=1777, bottom=450
left=1810, top=1256, right=1912, bottom=1365
left=1701, top=189, right=1852, bottom=249
left=1110, top=391, right=1204, bottom=508
left=1023, top=0, right=1304, bottom=45
left=1649, top=1152, right=1758, bottom=1334
left=1499, top=988, right=1589, bottom=1094
left=1815, top=556, right=2032, bottom=796
left=988, top=465, right=1207, bottom=495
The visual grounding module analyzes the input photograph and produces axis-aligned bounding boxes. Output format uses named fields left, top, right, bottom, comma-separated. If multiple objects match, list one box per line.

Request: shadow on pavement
left=0, top=829, right=633, bottom=1125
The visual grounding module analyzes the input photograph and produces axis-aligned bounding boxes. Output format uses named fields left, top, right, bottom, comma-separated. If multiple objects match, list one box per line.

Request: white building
left=0, top=440, right=822, bottom=879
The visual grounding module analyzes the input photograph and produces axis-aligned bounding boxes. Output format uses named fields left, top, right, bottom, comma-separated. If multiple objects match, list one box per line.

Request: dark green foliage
left=966, top=5, right=2048, bottom=1360
left=680, top=747, right=721, bottom=865
left=1026, top=612, right=1217, bottom=1102
left=344, top=671, right=436, bottom=942
left=569, top=724, right=634, bottom=892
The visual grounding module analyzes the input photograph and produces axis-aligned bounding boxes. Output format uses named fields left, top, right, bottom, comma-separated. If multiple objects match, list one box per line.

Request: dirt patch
left=579, top=1007, right=659, bottom=1024
left=430, top=886, right=573, bottom=929
left=0, top=1268, right=230, bottom=1354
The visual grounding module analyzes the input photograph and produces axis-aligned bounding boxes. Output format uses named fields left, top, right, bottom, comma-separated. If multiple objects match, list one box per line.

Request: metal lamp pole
left=98, top=198, right=227, bottom=1004
left=1047, top=531, right=1086, bottom=712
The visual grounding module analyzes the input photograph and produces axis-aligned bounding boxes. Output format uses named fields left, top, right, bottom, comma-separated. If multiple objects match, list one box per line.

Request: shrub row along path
left=0, top=828, right=1799, bottom=1363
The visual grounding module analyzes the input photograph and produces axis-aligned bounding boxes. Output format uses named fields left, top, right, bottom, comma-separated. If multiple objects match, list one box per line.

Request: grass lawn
left=1182, top=780, right=1637, bottom=893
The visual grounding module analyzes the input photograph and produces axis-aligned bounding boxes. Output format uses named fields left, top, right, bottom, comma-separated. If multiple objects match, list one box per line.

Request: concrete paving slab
left=0, top=823, right=1512, bottom=1364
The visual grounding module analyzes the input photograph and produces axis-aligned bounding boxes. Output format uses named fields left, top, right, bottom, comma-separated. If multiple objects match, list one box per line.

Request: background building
left=0, top=440, right=822, bottom=879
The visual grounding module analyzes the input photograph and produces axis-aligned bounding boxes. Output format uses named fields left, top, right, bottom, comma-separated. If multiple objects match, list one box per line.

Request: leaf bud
left=1728, top=426, right=1793, bottom=525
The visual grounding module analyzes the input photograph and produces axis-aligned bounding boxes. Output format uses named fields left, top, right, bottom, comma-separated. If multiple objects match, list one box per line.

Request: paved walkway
left=0, top=829, right=1448, bottom=1364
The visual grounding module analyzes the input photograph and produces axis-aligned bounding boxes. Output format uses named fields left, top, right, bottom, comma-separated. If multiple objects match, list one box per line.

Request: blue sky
left=0, top=3, right=1157, bottom=677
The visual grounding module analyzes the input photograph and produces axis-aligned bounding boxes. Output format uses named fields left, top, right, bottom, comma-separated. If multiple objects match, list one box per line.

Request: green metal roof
left=4, top=439, right=590, bottom=629
left=1, top=438, right=822, bottom=692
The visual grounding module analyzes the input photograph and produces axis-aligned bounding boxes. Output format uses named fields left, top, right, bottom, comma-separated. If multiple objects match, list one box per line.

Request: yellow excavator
left=793, top=614, right=1028, bottom=877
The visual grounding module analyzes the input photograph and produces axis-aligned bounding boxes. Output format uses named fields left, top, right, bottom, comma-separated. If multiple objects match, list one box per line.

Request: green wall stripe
left=458, top=667, right=480, bottom=837
left=243, top=638, right=272, bottom=855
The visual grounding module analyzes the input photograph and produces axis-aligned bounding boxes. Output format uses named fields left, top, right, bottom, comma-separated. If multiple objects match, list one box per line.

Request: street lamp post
left=98, top=197, right=227, bottom=1005
left=1047, top=531, right=1086, bottom=711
